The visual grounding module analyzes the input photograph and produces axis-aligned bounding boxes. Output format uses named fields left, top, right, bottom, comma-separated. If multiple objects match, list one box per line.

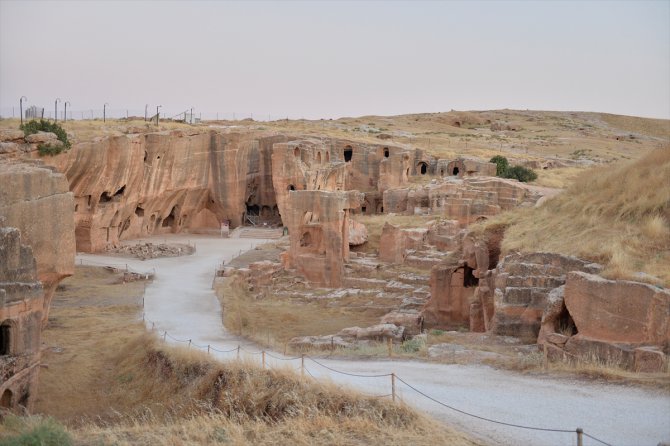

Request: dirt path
left=77, top=235, right=670, bottom=446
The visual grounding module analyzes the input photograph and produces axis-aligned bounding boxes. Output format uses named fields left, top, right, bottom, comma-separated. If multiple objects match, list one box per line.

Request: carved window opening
left=418, top=162, right=428, bottom=175
left=452, top=167, right=460, bottom=176
left=344, top=146, right=353, bottom=162
left=316, top=152, right=322, bottom=164
left=144, top=151, right=148, bottom=162
left=406, top=168, right=410, bottom=177
left=135, top=206, right=145, bottom=217
left=440, top=169, right=445, bottom=176
left=294, top=147, right=300, bottom=158
left=0, top=321, right=12, bottom=355
left=383, top=147, right=389, bottom=158
left=463, top=265, right=479, bottom=288
left=361, top=206, right=366, bottom=213
left=300, top=231, right=312, bottom=247
left=1, top=389, right=11, bottom=408
left=288, top=184, right=295, bottom=191
left=74, top=204, right=79, bottom=212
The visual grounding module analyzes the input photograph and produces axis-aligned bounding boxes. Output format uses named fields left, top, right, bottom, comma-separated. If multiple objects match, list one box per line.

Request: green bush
left=37, top=143, right=66, bottom=156
left=400, top=337, right=424, bottom=353
left=0, top=415, right=72, bottom=446
left=489, top=155, right=509, bottom=176
left=502, top=165, right=538, bottom=182
left=489, top=155, right=537, bottom=182
left=20, top=119, right=71, bottom=154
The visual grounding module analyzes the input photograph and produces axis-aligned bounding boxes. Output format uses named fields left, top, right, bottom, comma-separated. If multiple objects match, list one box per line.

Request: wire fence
left=141, top=311, right=615, bottom=446
left=0, top=106, right=292, bottom=122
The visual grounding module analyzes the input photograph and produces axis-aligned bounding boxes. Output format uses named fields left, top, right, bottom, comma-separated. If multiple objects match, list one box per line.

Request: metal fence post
left=262, top=351, right=266, bottom=369
left=543, top=343, right=548, bottom=371
left=163, top=331, right=167, bottom=342
left=237, top=345, right=240, bottom=360
left=391, top=373, right=396, bottom=402
left=207, top=345, right=210, bottom=355
left=301, top=355, right=305, bottom=378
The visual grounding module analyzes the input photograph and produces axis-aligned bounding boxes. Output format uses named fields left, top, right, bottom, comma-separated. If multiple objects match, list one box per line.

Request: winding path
left=77, top=234, right=670, bottom=446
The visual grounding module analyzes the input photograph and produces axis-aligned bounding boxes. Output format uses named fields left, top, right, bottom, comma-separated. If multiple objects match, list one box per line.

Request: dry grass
left=598, top=113, right=670, bottom=140
left=531, top=166, right=587, bottom=189
left=216, top=275, right=388, bottom=348
left=477, top=148, right=670, bottom=286
left=23, top=265, right=481, bottom=445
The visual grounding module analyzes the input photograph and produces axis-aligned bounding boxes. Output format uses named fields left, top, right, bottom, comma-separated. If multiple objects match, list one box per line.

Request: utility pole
left=19, top=96, right=27, bottom=126
left=54, top=98, right=60, bottom=122
left=156, top=105, right=162, bottom=125
left=103, top=103, right=109, bottom=122
left=64, top=101, right=70, bottom=122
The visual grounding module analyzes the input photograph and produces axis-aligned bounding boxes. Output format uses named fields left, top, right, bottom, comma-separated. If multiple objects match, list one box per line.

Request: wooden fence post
left=262, top=351, right=266, bottom=369
left=576, top=428, right=583, bottom=446
left=207, top=345, right=210, bottom=355
left=543, top=343, right=548, bottom=371
left=237, top=345, right=240, bottom=360
left=391, top=373, right=396, bottom=402
left=387, top=337, right=393, bottom=358
left=301, top=355, right=305, bottom=378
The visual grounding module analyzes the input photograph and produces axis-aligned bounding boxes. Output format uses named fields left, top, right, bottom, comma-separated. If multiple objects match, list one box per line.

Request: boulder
left=0, top=142, right=19, bottom=154
left=634, top=347, right=667, bottom=373
left=0, top=129, right=25, bottom=142
left=25, top=131, right=58, bottom=144
left=348, top=218, right=368, bottom=246
left=381, top=310, right=424, bottom=335
left=565, top=272, right=670, bottom=345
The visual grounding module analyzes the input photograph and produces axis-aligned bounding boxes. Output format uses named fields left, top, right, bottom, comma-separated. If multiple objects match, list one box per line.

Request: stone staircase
left=237, top=227, right=284, bottom=239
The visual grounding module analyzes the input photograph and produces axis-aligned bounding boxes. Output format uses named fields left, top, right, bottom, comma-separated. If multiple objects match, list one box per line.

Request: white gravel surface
left=77, top=235, right=670, bottom=446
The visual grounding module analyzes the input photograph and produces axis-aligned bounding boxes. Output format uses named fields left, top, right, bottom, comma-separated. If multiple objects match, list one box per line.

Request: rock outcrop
left=538, top=272, right=670, bottom=372
left=0, top=161, right=75, bottom=411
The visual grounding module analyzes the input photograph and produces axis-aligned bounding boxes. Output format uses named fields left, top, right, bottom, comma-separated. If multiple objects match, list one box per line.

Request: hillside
left=478, top=148, right=670, bottom=286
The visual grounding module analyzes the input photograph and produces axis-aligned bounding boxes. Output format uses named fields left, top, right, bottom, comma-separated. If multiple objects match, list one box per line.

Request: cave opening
left=135, top=206, right=145, bottom=217
left=317, top=152, right=322, bottom=164
left=383, top=147, right=389, bottom=158
left=114, top=185, right=126, bottom=198
left=344, top=146, right=353, bottom=162
left=288, top=184, right=295, bottom=191
left=418, top=162, right=428, bottom=175
left=99, top=191, right=113, bottom=203
left=162, top=206, right=177, bottom=227
left=463, top=265, right=479, bottom=288
left=557, top=306, right=578, bottom=336
left=452, top=167, right=460, bottom=176
left=294, top=147, right=300, bottom=158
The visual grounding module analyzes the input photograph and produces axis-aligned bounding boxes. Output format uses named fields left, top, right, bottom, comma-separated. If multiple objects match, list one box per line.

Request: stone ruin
left=0, top=162, right=74, bottom=411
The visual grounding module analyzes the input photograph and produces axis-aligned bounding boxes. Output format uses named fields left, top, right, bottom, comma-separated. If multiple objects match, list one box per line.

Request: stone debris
left=107, top=242, right=195, bottom=260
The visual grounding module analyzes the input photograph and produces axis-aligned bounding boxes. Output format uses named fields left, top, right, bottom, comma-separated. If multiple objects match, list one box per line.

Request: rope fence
left=141, top=313, right=615, bottom=446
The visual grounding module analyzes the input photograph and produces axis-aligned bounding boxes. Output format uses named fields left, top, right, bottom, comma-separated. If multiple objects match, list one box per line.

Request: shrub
left=489, top=155, right=537, bottom=182
left=502, top=165, right=538, bottom=182
left=20, top=119, right=71, bottom=152
left=37, top=143, right=66, bottom=156
left=489, top=155, right=509, bottom=176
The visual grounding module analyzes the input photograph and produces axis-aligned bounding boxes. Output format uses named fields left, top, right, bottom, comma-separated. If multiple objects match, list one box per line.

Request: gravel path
left=77, top=235, right=670, bottom=446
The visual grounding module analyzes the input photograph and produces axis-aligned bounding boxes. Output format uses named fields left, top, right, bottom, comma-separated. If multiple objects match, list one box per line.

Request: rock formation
left=0, top=162, right=75, bottom=411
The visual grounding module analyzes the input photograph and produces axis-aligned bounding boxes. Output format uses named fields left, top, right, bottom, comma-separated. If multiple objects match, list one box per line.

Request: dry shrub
left=68, top=334, right=477, bottom=446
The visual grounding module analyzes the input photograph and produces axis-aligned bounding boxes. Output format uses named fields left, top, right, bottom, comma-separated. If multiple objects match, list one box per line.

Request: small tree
left=489, top=155, right=509, bottom=176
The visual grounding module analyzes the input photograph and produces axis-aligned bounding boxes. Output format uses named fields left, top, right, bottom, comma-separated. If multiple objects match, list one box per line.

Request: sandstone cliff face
left=0, top=162, right=75, bottom=320
left=40, top=130, right=289, bottom=252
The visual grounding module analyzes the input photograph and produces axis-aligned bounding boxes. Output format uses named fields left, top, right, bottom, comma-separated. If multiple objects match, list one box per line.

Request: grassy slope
left=480, top=148, right=670, bottom=286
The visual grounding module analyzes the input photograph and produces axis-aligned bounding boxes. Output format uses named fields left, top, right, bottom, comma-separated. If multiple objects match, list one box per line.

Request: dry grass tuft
left=492, top=148, right=670, bottom=286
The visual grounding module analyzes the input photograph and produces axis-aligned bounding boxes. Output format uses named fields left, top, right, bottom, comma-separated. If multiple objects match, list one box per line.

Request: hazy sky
left=1, top=0, right=669, bottom=120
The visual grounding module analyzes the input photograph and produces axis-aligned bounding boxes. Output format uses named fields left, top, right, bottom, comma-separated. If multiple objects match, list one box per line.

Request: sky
left=1, top=0, right=669, bottom=120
